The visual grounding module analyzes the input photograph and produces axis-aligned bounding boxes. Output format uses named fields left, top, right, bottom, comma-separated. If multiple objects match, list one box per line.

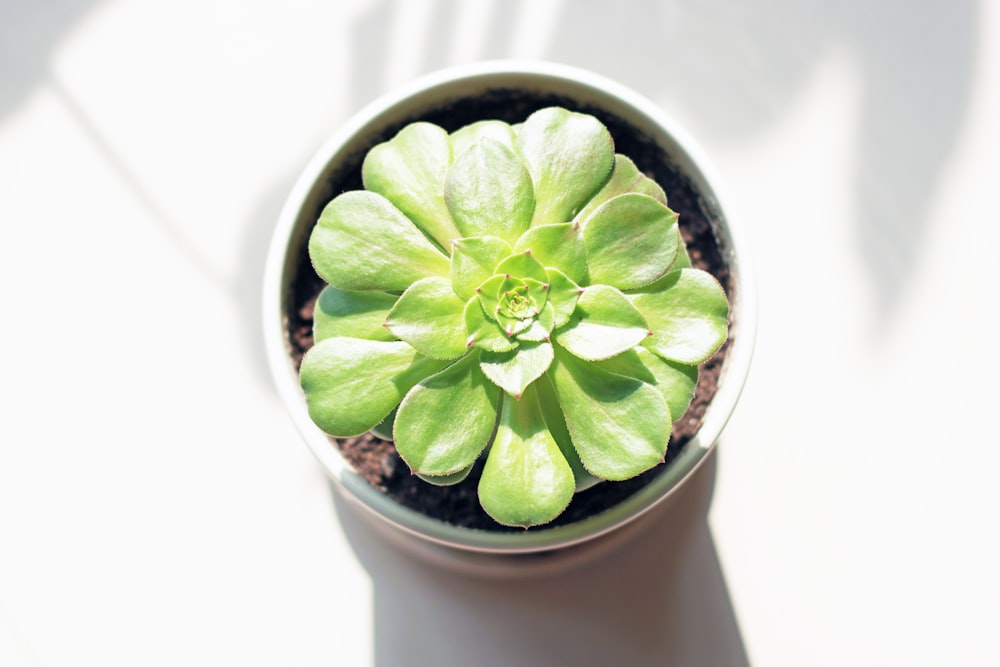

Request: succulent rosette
left=300, top=107, right=729, bottom=527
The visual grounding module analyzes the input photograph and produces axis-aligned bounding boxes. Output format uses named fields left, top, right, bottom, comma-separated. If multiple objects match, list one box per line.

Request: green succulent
left=300, top=107, right=729, bottom=527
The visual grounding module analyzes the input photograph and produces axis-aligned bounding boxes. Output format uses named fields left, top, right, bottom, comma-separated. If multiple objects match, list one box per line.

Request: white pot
left=263, top=61, right=756, bottom=574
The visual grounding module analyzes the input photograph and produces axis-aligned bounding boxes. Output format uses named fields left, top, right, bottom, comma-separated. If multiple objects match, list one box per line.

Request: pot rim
left=263, top=60, right=757, bottom=555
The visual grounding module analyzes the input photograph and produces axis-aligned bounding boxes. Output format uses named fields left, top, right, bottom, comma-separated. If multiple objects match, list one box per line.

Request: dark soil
left=284, top=89, right=733, bottom=533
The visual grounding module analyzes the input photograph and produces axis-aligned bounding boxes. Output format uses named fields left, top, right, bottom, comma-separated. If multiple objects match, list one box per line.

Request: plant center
left=499, top=286, right=535, bottom=320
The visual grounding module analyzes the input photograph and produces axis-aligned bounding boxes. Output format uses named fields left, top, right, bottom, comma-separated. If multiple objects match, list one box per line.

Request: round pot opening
left=264, top=61, right=756, bottom=562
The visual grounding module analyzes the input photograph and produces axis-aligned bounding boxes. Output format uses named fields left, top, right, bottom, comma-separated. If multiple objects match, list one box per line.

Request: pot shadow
left=334, top=447, right=749, bottom=667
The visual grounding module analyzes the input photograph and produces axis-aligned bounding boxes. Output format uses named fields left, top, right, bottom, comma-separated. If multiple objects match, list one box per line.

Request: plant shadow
left=542, top=0, right=980, bottom=325
left=334, top=447, right=749, bottom=667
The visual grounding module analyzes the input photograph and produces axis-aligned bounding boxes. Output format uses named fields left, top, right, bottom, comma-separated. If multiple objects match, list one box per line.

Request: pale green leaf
left=475, top=273, right=508, bottom=321
left=545, top=268, right=581, bottom=328
left=516, top=302, right=555, bottom=342
left=450, top=236, right=513, bottom=300
left=309, top=191, right=450, bottom=291
left=535, top=373, right=599, bottom=491
left=362, top=122, right=461, bottom=249
left=582, top=193, right=679, bottom=290
left=480, top=341, right=554, bottom=399
left=313, top=286, right=397, bottom=343
left=631, top=268, right=730, bottom=364
left=574, top=153, right=667, bottom=222
left=548, top=344, right=670, bottom=481
left=450, top=120, right=516, bottom=158
left=523, top=279, right=550, bottom=313
left=512, top=222, right=588, bottom=284
left=554, top=284, right=650, bottom=361
left=370, top=406, right=396, bottom=440
left=495, top=311, right=534, bottom=337
left=626, top=229, right=691, bottom=294
left=517, top=107, right=615, bottom=227
left=385, top=277, right=467, bottom=359
left=494, top=251, right=548, bottom=284
left=417, top=464, right=474, bottom=486
left=478, top=384, right=575, bottom=527
left=394, top=352, right=499, bottom=476
left=673, top=230, right=692, bottom=269
left=300, top=338, right=447, bottom=437
left=445, top=139, right=534, bottom=244
left=596, top=348, right=698, bottom=423
left=464, top=297, right=517, bottom=352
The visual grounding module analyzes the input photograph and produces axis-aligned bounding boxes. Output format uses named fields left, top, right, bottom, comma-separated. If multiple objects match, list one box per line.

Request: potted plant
left=264, top=61, right=755, bottom=570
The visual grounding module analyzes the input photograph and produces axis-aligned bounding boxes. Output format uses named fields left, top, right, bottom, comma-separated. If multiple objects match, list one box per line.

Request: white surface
left=1, top=1, right=996, bottom=665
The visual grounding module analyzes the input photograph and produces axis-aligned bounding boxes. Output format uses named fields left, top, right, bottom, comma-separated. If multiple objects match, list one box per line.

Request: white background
left=2, top=1, right=997, bottom=665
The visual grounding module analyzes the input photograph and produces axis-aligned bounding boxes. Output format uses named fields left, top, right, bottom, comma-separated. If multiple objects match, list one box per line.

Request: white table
left=2, top=2, right=997, bottom=665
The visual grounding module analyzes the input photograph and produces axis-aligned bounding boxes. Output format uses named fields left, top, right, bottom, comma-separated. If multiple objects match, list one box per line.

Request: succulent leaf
left=535, top=374, right=600, bottom=491
left=631, top=232, right=691, bottom=292
left=596, top=347, right=699, bottom=422
left=450, top=120, right=516, bottom=157
left=362, top=122, right=461, bottom=250
left=474, top=274, right=507, bottom=322
left=300, top=338, right=448, bottom=437
left=450, top=236, right=513, bottom=301
left=417, top=464, right=474, bottom=486
left=517, top=107, right=615, bottom=227
left=631, top=268, right=730, bottom=364
left=445, top=139, right=535, bottom=244
left=313, top=285, right=398, bottom=343
left=574, top=153, right=667, bottom=222
left=478, top=384, right=575, bottom=527
left=512, top=222, right=588, bottom=284
left=515, top=302, right=556, bottom=342
left=494, top=251, right=549, bottom=285
left=394, top=352, right=500, bottom=476
left=463, top=297, right=518, bottom=352
left=554, top=285, right=650, bottom=361
left=385, top=277, right=468, bottom=359
left=544, top=268, right=582, bottom=328
left=548, top=344, right=670, bottom=481
left=480, top=341, right=554, bottom=398
left=581, top=193, right=680, bottom=290
left=309, top=191, right=450, bottom=291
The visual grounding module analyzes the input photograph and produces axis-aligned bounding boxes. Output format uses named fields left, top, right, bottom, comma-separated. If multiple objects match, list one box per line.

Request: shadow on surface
left=335, top=449, right=749, bottom=667
left=0, top=0, right=99, bottom=118
left=544, top=0, right=979, bottom=322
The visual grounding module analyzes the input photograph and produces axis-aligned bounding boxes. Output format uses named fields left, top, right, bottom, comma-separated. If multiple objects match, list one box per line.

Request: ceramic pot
left=263, top=61, right=756, bottom=574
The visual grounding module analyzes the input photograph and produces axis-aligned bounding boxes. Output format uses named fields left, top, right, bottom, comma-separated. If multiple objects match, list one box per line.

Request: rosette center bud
left=500, top=285, right=536, bottom=320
